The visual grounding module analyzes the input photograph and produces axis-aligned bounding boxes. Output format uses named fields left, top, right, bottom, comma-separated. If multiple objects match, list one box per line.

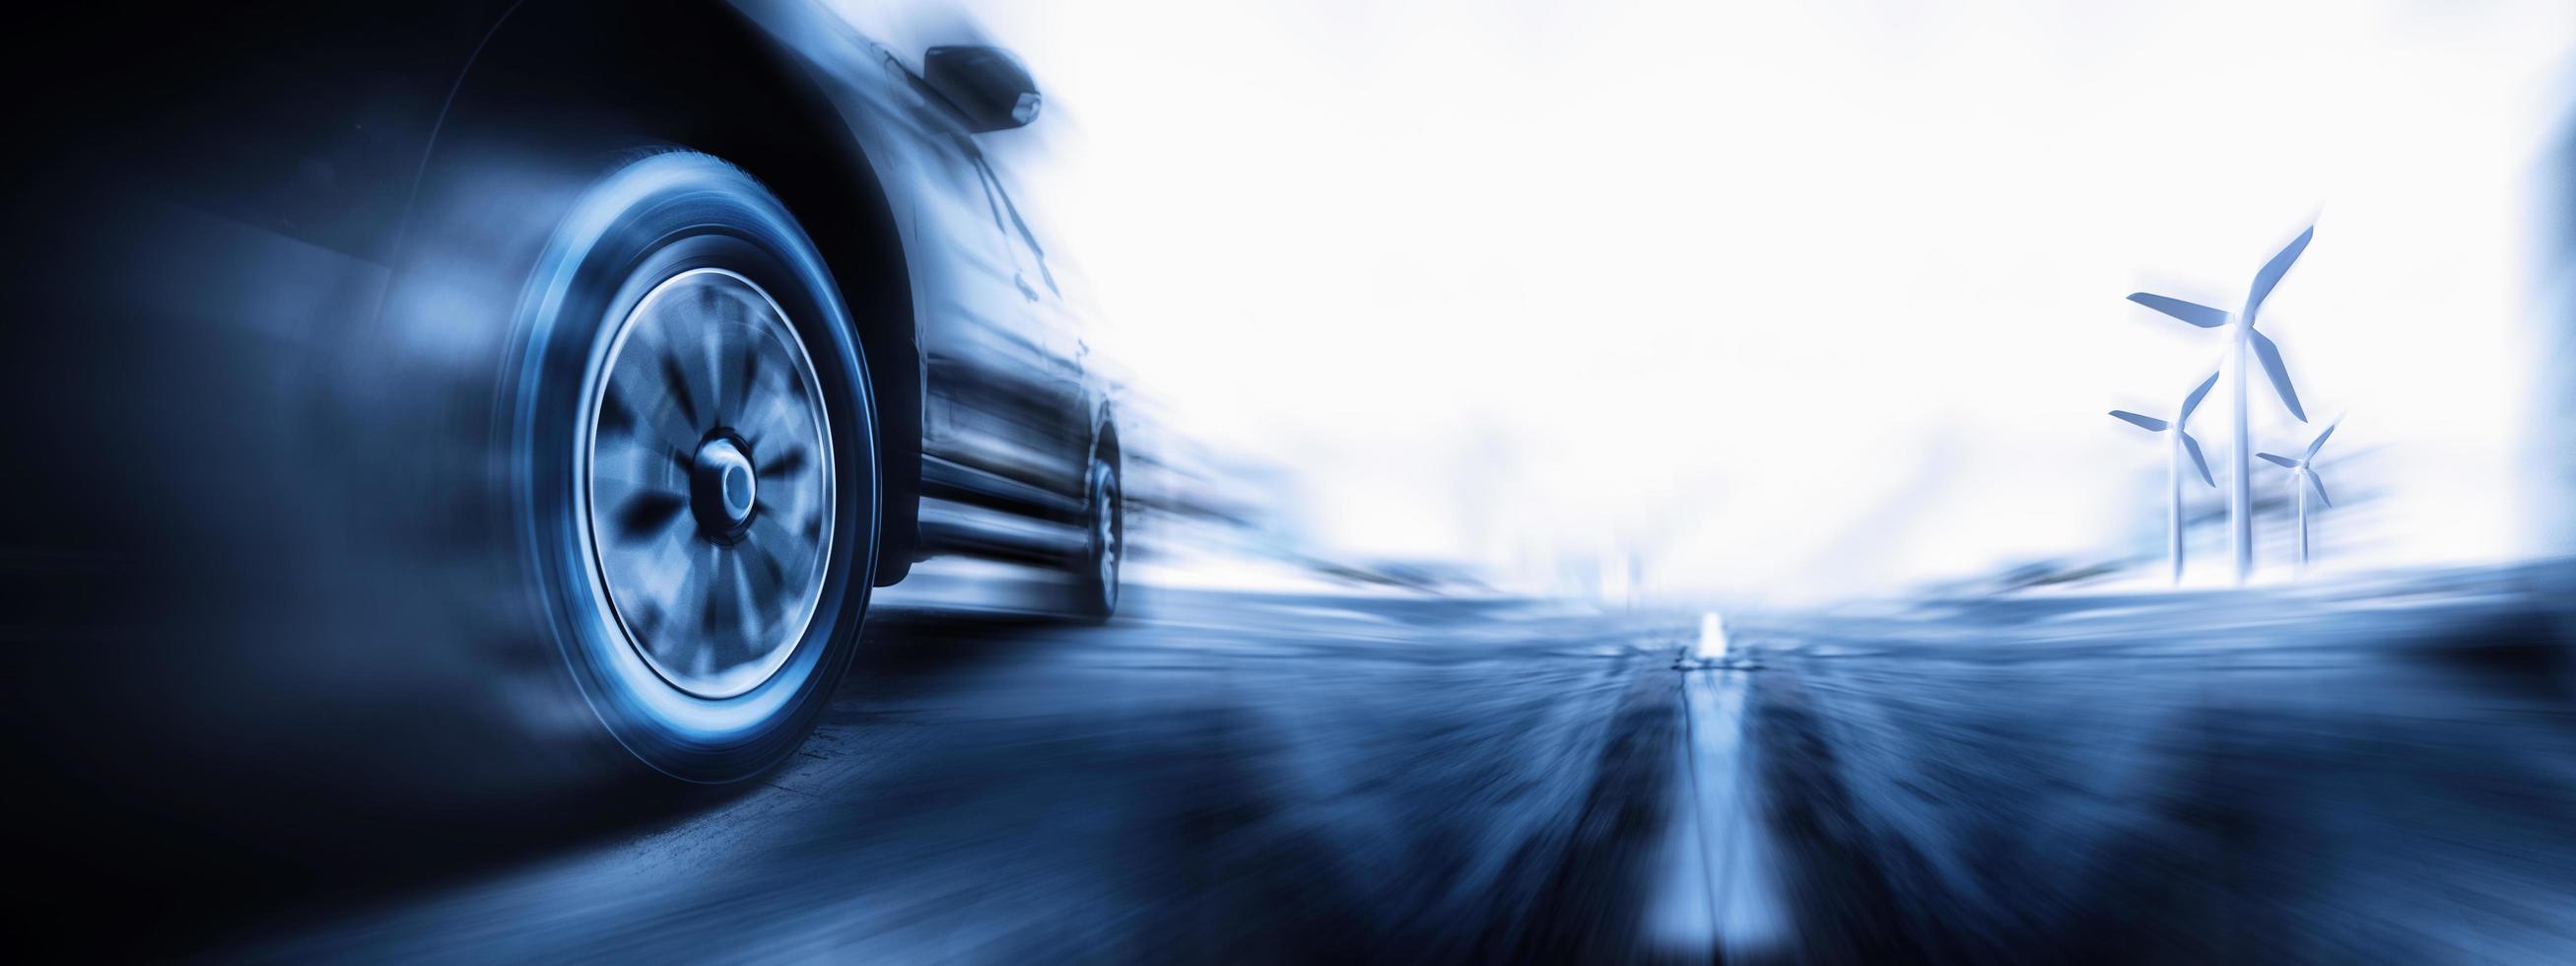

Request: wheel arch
left=1090, top=407, right=1122, bottom=474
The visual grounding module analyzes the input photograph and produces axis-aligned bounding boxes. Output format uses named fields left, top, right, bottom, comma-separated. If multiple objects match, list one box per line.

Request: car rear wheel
left=1075, top=451, right=1122, bottom=621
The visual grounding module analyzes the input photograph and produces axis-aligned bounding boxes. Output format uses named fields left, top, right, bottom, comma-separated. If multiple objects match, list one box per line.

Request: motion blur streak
left=8, top=1, right=2576, bottom=963
left=186, top=566, right=2576, bottom=963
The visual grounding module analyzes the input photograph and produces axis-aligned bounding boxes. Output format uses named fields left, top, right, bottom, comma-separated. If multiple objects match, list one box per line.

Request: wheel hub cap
left=692, top=436, right=760, bottom=538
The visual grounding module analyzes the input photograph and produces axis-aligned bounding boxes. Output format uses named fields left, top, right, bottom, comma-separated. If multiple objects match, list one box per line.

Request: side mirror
left=922, top=46, right=1042, bottom=133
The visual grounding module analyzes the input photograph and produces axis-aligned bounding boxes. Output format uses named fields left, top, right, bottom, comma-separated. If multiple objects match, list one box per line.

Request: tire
left=510, top=152, right=879, bottom=782
left=1075, top=448, right=1123, bottom=621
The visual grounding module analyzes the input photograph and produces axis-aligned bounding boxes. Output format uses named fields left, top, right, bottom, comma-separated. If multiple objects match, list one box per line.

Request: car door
left=967, top=150, right=1090, bottom=481
left=915, top=130, right=1084, bottom=503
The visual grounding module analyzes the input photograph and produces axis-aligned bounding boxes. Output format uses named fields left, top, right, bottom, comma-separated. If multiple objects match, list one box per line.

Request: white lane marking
left=1697, top=612, right=1729, bottom=662
left=1650, top=656, right=1790, bottom=958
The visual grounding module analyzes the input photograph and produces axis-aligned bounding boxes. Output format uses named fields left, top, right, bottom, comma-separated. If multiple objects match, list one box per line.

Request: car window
left=968, top=153, right=1058, bottom=300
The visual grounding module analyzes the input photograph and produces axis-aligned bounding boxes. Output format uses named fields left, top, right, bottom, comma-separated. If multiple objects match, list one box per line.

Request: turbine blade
left=2127, top=293, right=2230, bottom=328
left=2305, top=418, right=2340, bottom=459
left=2307, top=471, right=2331, bottom=508
left=2178, top=370, right=2220, bottom=423
left=2256, top=451, right=2299, bottom=469
left=2248, top=329, right=2307, bottom=422
left=2244, top=225, right=2314, bottom=323
left=2110, top=410, right=2169, bottom=433
left=2181, top=433, right=2215, bottom=487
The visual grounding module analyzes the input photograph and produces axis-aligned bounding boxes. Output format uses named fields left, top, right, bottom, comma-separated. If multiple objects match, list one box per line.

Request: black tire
left=1074, top=448, right=1122, bottom=621
left=504, top=151, right=879, bottom=782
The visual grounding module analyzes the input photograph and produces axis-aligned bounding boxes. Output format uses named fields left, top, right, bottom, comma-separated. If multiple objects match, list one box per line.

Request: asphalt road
left=203, top=586, right=1687, bottom=962
left=53, top=564, right=2576, bottom=963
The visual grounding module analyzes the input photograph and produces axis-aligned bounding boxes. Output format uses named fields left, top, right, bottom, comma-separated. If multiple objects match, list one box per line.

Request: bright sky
left=849, top=0, right=2576, bottom=601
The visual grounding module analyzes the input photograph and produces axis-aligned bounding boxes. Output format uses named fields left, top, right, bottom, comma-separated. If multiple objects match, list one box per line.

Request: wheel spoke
left=736, top=385, right=803, bottom=451
left=746, top=542, right=789, bottom=602
left=657, top=350, right=702, bottom=429
left=642, top=391, right=701, bottom=453
left=701, top=550, right=736, bottom=637
left=700, top=285, right=732, bottom=426
left=680, top=542, right=723, bottom=674
left=715, top=291, right=771, bottom=427
left=747, top=508, right=811, bottom=554
left=599, top=378, right=698, bottom=452
left=614, top=491, right=687, bottom=541
left=611, top=535, right=694, bottom=627
left=730, top=552, right=766, bottom=648
left=737, top=332, right=766, bottom=420
left=757, top=445, right=808, bottom=481
left=597, top=392, right=638, bottom=436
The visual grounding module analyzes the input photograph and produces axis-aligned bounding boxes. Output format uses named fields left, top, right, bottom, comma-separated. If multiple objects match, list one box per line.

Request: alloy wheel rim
left=1093, top=461, right=1120, bottom=608
left=581, top=268, right=835, bottom=699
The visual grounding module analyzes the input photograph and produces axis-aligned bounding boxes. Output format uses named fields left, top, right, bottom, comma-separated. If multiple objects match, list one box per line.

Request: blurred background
left=907, top=0, right=2576, bottom=602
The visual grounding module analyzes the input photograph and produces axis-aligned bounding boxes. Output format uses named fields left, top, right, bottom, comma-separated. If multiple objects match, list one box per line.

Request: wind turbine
left=2127, top=225, right=2314, bottom=584
left=2111, top=371, right=2220, bottom=585
left=2258, top=418, right=2339, bottom=571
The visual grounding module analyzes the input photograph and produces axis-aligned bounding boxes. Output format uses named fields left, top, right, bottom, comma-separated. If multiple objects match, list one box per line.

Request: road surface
left=36, top=565, right=2576, bottom=963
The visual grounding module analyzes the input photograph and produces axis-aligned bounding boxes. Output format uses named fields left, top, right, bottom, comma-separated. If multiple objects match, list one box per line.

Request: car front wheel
left=510, top=152, right=879, bottom=782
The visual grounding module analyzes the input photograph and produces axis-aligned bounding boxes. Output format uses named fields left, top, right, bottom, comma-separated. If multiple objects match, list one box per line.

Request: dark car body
left=0, top=1, right=1128, bottom=883
left=4, top=0, right=1115, bottom=587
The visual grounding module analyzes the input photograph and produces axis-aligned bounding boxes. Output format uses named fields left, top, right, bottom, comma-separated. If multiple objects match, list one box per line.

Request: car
left=1, top=0, right=1122, bottom=783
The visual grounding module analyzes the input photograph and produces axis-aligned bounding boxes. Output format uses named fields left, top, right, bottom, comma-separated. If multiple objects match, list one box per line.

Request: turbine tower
left=2127, top=226, right=2314, bottom=584
left=2110, top=370, right=2220, bottom=585
left=2258, top=418, right=2339, bottom=571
